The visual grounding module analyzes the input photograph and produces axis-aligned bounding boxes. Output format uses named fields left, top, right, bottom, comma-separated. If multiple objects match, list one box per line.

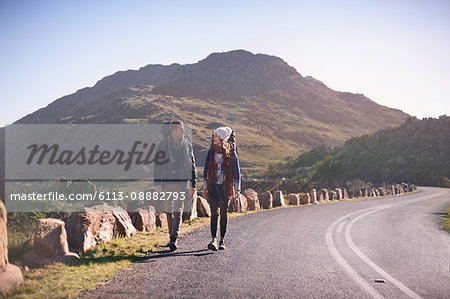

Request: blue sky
left=1, top=0, right=449, bottom=126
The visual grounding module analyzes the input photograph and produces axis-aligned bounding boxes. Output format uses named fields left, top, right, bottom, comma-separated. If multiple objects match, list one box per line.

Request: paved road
left=84, top=187, right=450, bottom=298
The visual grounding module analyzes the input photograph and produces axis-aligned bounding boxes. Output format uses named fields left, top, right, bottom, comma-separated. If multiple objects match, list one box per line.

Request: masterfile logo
left=5, top=124, right=191, bottom=180
left=4, top=124, right=194, bottom=212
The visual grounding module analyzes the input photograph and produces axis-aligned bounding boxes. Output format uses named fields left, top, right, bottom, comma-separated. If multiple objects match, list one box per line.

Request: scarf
left=207, top=143, right=233, bottom=198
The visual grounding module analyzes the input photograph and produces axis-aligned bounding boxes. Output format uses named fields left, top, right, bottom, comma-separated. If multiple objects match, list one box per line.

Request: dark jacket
left=154, top=135, right=196, bottom=188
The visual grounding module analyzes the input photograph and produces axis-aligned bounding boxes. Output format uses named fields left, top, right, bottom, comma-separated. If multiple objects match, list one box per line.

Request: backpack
left=160, top=121, right=172, bottom=139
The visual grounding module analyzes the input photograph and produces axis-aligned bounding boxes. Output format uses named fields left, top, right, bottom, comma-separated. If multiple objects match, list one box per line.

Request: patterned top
left=203, top=148, right=241, bottom=191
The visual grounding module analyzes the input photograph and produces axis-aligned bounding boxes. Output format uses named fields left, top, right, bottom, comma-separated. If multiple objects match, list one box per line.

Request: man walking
left=154, top=121, right=197, bottom=251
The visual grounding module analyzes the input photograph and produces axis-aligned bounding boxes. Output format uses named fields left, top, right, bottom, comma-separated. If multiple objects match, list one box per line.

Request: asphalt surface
left=83, top=187, right=450, bottom=298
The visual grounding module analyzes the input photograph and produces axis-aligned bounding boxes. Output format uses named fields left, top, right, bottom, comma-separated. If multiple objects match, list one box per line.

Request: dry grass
left=442, top=207, right=450, bottom=233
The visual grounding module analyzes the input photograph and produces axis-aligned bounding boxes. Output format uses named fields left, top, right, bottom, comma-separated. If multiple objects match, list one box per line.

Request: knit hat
left=214, top=126, right=232, bottom=141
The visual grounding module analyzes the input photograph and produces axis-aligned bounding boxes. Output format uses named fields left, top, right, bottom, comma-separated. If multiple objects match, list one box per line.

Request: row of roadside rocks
left=16, top=183, right=416, bottom=269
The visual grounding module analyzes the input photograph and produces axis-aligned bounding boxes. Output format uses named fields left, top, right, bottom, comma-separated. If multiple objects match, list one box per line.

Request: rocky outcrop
left=288, top=193, right=300, bottom=205
left=259, top=191, right=273, bottom=209
left=0, top=200, right=23, bottom=294
left=196, top=196, right=211, bottom=217
left=273, top=191, right=286, bottom=207
left=129, top=206, right=157, bottom=232
left=334, top=188, right=342, bottom=200
left=243, top=189, right=260, bottom=211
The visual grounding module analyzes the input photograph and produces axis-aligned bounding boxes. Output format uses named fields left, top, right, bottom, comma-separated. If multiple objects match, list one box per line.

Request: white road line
left=345, top=208, right=422, bottom=299
left=325, top=189, right=447, bottom=299
left=336, top=221, right=346, bottom=234
left=325, top=207, right=385, bottom=299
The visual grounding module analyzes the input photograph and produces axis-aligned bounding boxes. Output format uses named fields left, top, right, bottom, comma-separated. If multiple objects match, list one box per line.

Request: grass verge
left=441, top=207, right=450, bottom=233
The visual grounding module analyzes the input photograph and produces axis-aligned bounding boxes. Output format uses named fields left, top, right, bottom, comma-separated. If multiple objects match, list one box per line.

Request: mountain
left=268, top=116, right=450, bottom=187
left=14, top=50, right=409, bottom=175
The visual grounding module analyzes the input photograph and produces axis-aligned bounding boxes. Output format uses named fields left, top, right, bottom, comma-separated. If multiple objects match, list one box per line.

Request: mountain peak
left=152, top=49, right=302, bottom=98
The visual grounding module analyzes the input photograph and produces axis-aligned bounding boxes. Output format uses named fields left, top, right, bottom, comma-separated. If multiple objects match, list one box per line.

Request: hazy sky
left=1, top=0, right=449, bottom=126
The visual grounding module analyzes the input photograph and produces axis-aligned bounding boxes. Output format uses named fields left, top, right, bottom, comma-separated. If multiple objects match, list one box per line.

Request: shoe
left=208, top=239, right=218, bottom=251
left=168, top=236, right=178, bottom=252
left=219, top=240, right=226, bottom=250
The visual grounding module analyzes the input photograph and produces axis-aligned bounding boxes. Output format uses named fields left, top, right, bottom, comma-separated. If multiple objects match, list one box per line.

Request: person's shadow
left=138, top=248, right=213, bottom=262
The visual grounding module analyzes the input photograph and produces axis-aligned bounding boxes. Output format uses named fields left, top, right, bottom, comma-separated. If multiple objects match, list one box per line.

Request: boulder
left=243, top=189, right=260, bottom=211
left=362, top=188, right=368, bottom=197
left=288, top=194, right=300, bottom=205
left=300, top=193, right=310, bottom=205
left=397, top=184, right=404, bottom=194
left=34, top=218, right=70, bottom=257
left=0, top=201, right=23, bottom=294
left=228, top=195, right=240, bottom=212
left=196, top=196, right=211, bottom=217
left=229, top=194, right=248, bottom=213
left=374, top=189, right=380, bottom=197
left=0, top=264, right=23, bottom=295
left=334, top=188, right=342, bottom=200
left=329, top=190, right=337, bottom=201
left=273, top=190, right=286, bottom=207
left=259, top=191, right=273, bottom=209
left=378, top=188, right=386, bottom=196
left=156, top=212, right=168, bottom=228
left=65, top=204, right=116, bottom=252
left=22, top=218, right=79, bottom=268
left=348, top=190, right=354, bottom=198
left=0, top=201, right=8, bottom=271
left=342, top=188, right=349, bottom=199
left=321, top=188, right=329, bottom=201
left=182, top=194, right=198, bottom=221
left=239, top=193, right=248, bottom=212
left=357, top=190, right=363, bottom=197
left=111, top=206, right=137, bottom=238
left=309, top=189, right=317, bottom=204
left=129, top=206, right=156, bottom=232
left=402, top=183, right=409, bottom=192
left=317, top=191, right=324, bottom=202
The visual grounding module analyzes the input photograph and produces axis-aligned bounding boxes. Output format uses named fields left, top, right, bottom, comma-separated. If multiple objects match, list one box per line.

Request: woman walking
left=202, top=126, right=241, bottom=251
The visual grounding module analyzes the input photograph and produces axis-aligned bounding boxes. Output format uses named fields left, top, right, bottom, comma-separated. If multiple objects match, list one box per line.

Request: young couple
left=155, top=121, right=241, bottom=252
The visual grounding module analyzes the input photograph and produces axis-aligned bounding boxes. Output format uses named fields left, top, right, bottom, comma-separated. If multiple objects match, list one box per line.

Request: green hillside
left=268, top=116, right=450, bottom=187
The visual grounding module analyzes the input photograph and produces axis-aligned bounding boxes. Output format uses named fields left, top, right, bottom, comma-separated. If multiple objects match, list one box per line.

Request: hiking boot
left=208, top=239, right=218, bottom=251
left=219, top=240, right=226, bottom=250
left=168, top=236, right=178, bottom=252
